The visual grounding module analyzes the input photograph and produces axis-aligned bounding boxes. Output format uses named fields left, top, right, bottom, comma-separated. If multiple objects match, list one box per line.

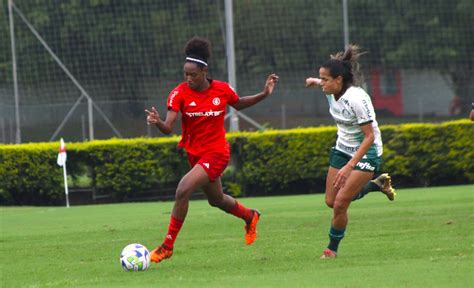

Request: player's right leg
left=325, top=167, right=340, bottom=208
left=151, top=164, right=210, bottom=263
left=322, top=170, right=373, bottom=259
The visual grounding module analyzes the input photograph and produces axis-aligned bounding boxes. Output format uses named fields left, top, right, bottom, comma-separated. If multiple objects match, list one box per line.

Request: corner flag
left=57, top=138, right=69, bottom=208
left=57, top=138, right=67, bottom=166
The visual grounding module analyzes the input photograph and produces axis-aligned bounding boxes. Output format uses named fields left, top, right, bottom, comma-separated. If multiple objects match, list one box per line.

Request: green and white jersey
left=327, top=86, right=383, bottom=158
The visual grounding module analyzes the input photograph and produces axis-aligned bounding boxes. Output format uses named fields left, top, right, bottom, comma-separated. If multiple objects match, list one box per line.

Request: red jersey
left=167, top=79, right=239, bottom=156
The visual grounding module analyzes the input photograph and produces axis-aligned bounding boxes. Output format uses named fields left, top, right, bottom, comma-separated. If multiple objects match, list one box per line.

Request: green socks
left=352, top=181, right=380, bottom=201
left=328, top=226, right=346, bottom=253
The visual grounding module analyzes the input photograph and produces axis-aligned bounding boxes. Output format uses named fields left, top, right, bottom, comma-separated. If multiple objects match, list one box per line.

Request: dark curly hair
left=184, top=37, right=211, bottom=67
left=321, top=44, right=366, bottom=87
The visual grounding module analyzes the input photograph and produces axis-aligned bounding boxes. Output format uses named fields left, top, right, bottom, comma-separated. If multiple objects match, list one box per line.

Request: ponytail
left=322, top=44, right=366, bottom=86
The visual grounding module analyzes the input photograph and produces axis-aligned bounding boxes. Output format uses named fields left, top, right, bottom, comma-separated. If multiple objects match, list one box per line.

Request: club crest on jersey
left=342, top=109, right=351, bottom=118
left=212, top=97, right=221, bottom=106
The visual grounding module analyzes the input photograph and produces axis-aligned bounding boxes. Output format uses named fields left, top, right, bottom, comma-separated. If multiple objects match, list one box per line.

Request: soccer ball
left=120, top=243, right=151, bottom=271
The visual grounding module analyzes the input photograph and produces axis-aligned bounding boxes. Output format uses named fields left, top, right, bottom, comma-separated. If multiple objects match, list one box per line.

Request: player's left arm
left=333, top=123, right=375, bottom=189
left=231, top=74, right=279, bottom=111
left=348, top=123, right=375, bottom=168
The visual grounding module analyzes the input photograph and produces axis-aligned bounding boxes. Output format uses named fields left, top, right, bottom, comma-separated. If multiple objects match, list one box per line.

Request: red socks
left=162, top=216, right=184, bottom=250
left=229, top=201, right=254, bottom=224
left=162, top=203, right=252, bottom=249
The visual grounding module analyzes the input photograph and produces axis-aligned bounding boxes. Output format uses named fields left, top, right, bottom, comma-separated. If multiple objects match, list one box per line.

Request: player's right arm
left=145, top=107, right=178, bottom=135
left=305, top=77, right=322, bottom=88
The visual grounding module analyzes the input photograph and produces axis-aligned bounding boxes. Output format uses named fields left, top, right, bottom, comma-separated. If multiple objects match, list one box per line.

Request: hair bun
left=184, top=37, right=211, bottom=62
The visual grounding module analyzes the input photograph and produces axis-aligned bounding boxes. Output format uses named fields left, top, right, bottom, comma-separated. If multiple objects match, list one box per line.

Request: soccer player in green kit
left=306, top=45, right=396, bottom=258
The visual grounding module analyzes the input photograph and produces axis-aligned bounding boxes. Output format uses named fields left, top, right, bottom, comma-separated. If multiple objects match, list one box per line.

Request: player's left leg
left=203, top=179, right=260, bottom=245
left=321, top=170, right=373, bottom=259
left=351, top=179, right=380, bottom=201
left=352, top=173, right=396, bottom=201
left=372, top=173, right=396, bottom=201
left=203, top=178, right=238, bottom=213
left=350, top=157, right=396, bottom=201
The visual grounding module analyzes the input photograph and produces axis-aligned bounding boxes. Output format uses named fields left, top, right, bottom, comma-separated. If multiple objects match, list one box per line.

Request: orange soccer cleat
left=245, top=210, right=261, bottom=245
left=150, top=245, right=173, bottom=263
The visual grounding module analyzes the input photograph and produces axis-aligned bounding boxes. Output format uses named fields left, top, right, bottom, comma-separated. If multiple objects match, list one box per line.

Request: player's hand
left=145, top=107, right=160, bottom=125
left=333, top=164, right=353, bottom=190
left=263, top=74, right=279, bottom=96
left=305, top=77, right=322, bottom=88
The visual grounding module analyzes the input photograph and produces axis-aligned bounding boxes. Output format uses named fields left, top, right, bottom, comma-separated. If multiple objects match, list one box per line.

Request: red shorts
left=187, top=152, right=230, bottom=182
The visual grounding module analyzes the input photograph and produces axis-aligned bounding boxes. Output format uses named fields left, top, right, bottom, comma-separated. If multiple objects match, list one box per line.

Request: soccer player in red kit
left=145, top=37, right=279, bottom=264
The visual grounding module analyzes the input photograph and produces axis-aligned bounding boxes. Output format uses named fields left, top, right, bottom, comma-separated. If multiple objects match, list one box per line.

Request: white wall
left=401, top=70, right=455, bottom=116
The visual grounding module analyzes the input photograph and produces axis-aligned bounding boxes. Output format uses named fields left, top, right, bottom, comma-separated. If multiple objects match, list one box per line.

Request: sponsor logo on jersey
left=334, top=119, right=353, bottom=126
left=202, top=163, right=210, bottom=169
left=362, top=99, right=372, bottom=118
left=337, top=142, right=360, bottom=153
left=169, top=90, right=178, bottom=106
left=212, top=97, right=221, bottom=106
left=185, top=110, right=224, bottom=117
left=190, top=101, right=197, bottom=106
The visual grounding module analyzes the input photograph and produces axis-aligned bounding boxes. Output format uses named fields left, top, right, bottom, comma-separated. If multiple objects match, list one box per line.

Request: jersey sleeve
left=226, top=83, right=239, bottom=105
left=351, top=96, right=375, bottom=125
left=167, top=87, right=183, bottom=112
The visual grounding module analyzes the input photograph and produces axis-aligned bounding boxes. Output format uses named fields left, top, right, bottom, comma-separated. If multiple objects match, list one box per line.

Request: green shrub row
left=1, top=120, right=472, bottom=205
left=232, top=120, right=474, bottom=195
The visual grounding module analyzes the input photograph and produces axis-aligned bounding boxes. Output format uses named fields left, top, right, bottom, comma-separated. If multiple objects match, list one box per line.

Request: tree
left=349, top=0, right=474, bottom=112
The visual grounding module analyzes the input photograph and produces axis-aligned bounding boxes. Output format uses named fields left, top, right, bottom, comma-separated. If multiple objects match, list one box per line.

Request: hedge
left=1, top=120, right=472, bottom=205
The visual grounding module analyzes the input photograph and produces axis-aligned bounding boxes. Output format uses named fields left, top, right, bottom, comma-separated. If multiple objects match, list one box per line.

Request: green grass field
left=1, top=185, right=473, bottom=287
